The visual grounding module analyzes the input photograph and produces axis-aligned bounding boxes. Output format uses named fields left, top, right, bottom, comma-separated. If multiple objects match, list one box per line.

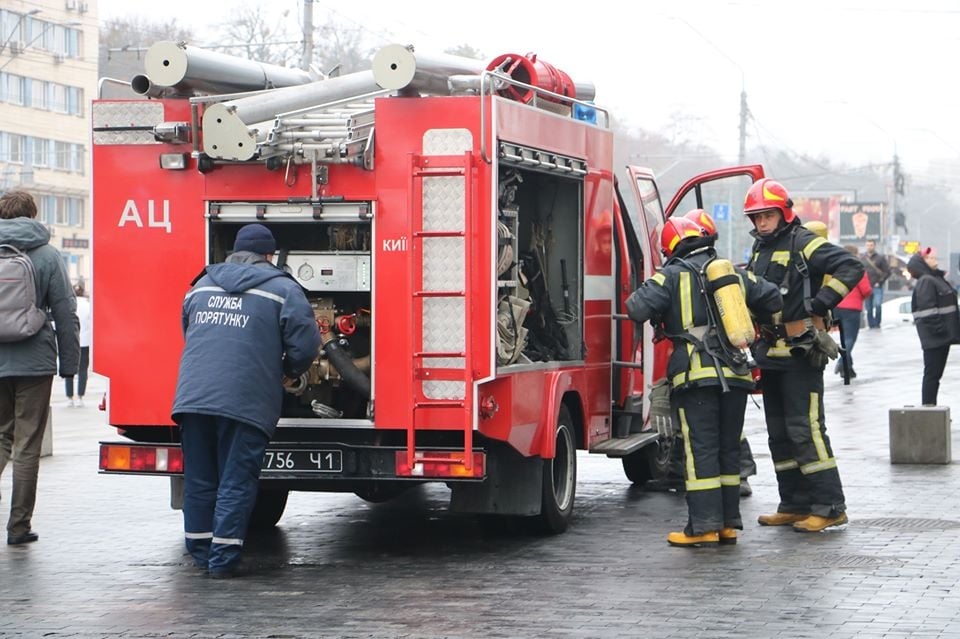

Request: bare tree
left=212, top=4, right=299, bottom=67
left=314, top=18, right=375, bottom=76
left=444, top=44, right=485, bottom=61
left=99, top=17, right=195, bottom=96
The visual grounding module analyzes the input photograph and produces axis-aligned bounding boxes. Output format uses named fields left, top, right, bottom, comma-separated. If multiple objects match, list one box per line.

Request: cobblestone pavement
left=2, top=320, right=960, bottom=638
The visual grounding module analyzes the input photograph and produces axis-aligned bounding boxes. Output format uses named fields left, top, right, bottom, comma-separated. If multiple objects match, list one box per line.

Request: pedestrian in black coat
left=906, top=248, right=960, bottom=406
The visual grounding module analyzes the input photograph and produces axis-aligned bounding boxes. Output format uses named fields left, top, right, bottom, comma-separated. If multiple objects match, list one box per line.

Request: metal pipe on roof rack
left=129, top=74, right=165, bottom=98
left=372, top=44, right=487, bottom=95
left=142, top=40, right=313, bottom=96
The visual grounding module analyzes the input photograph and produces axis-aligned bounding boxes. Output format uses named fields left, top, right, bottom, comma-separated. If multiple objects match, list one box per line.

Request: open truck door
left=609, top=165, right=766, bottom=486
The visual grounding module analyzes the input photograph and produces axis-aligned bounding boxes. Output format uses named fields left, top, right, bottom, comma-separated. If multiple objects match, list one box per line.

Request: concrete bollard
left=889, top=406, right=951, bottom=464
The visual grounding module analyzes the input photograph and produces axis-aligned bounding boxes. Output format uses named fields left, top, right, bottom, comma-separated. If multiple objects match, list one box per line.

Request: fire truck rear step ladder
left=407, top=151, right=477, bottom=473
left=589, top=431, right=661, bottom=458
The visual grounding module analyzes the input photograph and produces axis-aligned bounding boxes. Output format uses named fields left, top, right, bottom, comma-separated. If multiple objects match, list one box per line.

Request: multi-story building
left=0, top=0, right=98, bottom=288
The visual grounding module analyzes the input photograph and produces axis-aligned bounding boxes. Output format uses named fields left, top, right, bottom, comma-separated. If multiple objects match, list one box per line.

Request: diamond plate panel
left=92, top=102, right=164, bottom=145
left=423, top=237, right=464, bottom=290
left=423, top=356, right=466, bottom=400
left=423, top=128, right=472, bottom=156
left=423, top=298, right=465, bottom=400
left=420, top=129, right=471, bottom=401
left=423, top=176, right=465, bottom=232
left=423, top=298, right=465, bottom=351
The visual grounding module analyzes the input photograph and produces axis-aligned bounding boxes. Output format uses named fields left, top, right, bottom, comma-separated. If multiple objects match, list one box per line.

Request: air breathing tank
left=704, top=259, right=755, bottom=351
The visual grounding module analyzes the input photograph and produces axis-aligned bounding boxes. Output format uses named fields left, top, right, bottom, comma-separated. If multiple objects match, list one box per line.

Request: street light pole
left=301, top=0, right=314, bottom=72
left=831, top=101, right=900, bottom=254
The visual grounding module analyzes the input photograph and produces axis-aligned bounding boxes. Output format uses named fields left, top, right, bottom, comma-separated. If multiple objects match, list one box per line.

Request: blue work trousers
left=179, top=414, right=270, bottom=573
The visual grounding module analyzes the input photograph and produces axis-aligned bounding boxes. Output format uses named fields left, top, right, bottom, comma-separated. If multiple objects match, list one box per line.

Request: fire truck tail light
left=100, top=445, right=183, bottom=473
left=395, top=451, right=485, bottom=478
left=159, top=153, right=188, bottom=170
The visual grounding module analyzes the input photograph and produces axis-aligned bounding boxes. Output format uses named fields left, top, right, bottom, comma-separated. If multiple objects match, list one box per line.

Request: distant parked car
left=881, top=296, right=913, bottom=327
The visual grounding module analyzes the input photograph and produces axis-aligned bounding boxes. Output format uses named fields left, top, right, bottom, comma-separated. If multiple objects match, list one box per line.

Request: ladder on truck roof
left=406, top=141, right=478, bottom=476
left=262, top=95, right=379, bottom=166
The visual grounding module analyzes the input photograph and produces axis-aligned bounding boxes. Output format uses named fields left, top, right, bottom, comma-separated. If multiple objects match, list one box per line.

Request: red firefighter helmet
left=684, top=208, right=717, bottom=237
left=660, top=217, right=704, bottom=258
left=743, top=178, right=795, bottom=223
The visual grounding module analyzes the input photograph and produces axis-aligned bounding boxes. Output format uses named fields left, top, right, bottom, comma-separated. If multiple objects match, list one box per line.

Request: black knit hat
left=233, top=224, right=276, bottom=255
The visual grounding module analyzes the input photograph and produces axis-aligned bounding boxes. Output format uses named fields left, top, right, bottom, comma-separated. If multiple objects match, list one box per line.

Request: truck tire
left=354, top=483, right=410, bottom=503
left=536, top=404, right=577, bottom=534
left=622, top=434, right=682, bottom=487
left=247, top=488, right=289, bottom=531
left=622, top=449, right=653, bottom=485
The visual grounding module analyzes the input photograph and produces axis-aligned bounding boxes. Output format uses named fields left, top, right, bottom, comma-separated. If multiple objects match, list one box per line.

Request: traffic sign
left=712, top=203, right=730, bottom=221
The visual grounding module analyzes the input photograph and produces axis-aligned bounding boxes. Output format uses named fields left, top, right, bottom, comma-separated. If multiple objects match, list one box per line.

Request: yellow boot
left=667, top=530, right=720, bottom=547
left=793, top=512, right=849, bottom=532
left=757, top=512, right=808, bottom=526
left=718, top=528, right=738, bottom=545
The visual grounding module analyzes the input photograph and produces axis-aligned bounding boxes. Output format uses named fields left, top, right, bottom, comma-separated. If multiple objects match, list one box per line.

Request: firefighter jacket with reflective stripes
left=747, top=221, right=865, bottom=370
left=906, top=253, right=960, bottom=350
left=625, top=248, right=782, bottom=391
left=172, top=252, right=322, bottom=437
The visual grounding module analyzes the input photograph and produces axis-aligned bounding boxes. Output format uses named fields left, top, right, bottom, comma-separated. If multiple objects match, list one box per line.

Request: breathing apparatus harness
left=664, top=248, right=751, bottom=393
left=749, top=225, right=837, bottom=366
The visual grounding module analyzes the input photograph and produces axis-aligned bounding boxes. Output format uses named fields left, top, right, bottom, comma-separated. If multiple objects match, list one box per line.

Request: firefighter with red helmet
left=626, top=215, right=781, bottom=547
left=684, top=208, right=758, bottom=497
left=744, top=178, right=864, bottom=532
left=684, top=208, right=718, bottom=237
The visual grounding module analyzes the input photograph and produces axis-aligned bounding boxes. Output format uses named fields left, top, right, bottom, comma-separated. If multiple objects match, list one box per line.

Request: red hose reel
left=486, top=53, right=577, bottom=104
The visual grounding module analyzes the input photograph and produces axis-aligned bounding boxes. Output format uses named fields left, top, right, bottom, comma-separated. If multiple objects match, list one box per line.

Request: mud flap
left=170, top=476, right=184, bottom=510
left=450, top=440, right=541, bottom=515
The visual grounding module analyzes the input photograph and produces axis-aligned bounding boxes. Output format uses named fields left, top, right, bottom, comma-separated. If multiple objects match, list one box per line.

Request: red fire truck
left=95, top=42, right=764, bottom=533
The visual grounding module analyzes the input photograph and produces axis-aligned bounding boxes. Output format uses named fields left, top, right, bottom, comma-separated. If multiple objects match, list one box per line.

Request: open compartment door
left=92, top=100, right=205, bottom=428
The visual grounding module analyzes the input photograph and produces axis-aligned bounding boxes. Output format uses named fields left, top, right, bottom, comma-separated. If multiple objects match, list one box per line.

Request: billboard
left=793, top=196, right=842, bottom=240
left=838, top=202, right=883, bottom=241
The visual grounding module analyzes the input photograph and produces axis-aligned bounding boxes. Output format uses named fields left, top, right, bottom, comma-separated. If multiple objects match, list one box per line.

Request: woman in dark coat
left=907, top=248, right=960, bottom=405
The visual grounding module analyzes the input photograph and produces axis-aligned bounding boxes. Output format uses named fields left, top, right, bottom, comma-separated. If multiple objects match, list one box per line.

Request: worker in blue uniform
left=172, top=224, right=320, bottom=578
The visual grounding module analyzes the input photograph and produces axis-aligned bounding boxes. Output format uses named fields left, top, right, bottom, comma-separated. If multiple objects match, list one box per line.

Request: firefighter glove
left=807, top=329, right=839, bottom=369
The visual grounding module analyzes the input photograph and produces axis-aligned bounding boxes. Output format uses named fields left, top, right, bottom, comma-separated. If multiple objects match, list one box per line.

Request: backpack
left=0, top=244, right=47, bottom=342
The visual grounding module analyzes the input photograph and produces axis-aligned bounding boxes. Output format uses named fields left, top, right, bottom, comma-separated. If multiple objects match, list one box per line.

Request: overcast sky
left=97, top=0, right=960, bottom=175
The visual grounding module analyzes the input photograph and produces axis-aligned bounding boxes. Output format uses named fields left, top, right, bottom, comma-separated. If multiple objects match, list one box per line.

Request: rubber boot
left=793, top=512, right=849, bottom=532
left=758, top=512, right=809, bottom=526
left=718, top=528, right=738, bottom=545
left=667, top=530, right=719, bottom=547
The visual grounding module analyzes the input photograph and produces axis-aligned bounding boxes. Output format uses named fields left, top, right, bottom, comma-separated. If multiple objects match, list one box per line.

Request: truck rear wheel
left=247, top=487, right=289, bottom=531
left=622, top=434, right=682, bottom=487
left=622, top=449, right=654, bottom=485
left=354, top=483, right=411, bottom=503
left=536, top=405, right=577, bottom=534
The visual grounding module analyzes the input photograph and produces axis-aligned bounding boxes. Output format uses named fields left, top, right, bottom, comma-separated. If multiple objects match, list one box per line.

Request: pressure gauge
left=297, top=263, right=315, bottom=281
